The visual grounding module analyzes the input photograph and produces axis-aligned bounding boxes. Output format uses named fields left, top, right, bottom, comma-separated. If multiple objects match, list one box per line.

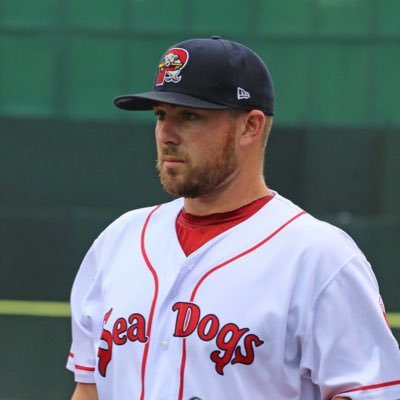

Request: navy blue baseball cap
left=114, top=36, right=274, bottom=115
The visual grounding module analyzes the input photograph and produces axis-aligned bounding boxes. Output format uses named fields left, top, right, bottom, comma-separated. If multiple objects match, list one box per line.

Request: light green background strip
left=0, top=300, right=399, bottom=329
left=0, top=300, right=70, bottom=317
left=387, top=312, right=400, bottom=329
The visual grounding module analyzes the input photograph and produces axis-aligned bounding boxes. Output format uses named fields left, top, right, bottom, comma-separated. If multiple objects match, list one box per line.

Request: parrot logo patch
left=155, top=48, right=189, bottom=86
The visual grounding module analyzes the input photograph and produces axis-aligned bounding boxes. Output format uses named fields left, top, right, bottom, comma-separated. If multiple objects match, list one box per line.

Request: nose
left=156, top=116, right=180, bottom=145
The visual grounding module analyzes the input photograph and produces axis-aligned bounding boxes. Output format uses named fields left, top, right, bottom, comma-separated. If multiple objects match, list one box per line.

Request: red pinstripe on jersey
left=190, top=210, right=307, bottom=303
left=139, top=205, right=161, bottom=400
left=69, top=350, right=96, bottom=372
left=177, top=210, right=307, bottom=400
left=75, top=365, right=96, bottom=372
left=332, top=379, right=400, bottom=398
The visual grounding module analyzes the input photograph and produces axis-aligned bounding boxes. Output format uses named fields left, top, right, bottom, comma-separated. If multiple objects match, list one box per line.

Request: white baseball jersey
left=67, top=193, right=400, bottom=400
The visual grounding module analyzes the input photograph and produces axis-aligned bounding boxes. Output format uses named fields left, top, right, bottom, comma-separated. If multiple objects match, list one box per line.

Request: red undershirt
left=176, top=194, right=274, bottom=256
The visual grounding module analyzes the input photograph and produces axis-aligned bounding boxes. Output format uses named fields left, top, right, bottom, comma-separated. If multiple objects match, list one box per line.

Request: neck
left=183, top=173, right=271, bottom=216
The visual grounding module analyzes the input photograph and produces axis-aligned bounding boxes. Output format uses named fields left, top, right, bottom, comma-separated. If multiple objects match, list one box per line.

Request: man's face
left=154, top=104, right=241, bottom=198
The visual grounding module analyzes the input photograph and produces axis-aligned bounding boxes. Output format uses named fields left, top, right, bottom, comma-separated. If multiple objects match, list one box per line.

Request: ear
left=238, top=110, right=266, bottom=147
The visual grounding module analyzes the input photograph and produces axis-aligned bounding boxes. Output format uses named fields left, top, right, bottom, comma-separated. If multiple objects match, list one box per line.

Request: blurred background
left=0, top=0, right=399, bottom=398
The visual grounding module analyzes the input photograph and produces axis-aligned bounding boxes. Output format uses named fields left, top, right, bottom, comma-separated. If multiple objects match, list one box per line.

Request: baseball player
left=67, top=37, right=400, bottom=400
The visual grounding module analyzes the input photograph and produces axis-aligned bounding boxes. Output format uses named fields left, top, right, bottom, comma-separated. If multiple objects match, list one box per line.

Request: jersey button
left=161, top=340, right=169, bottom=350
left=189, top=397, right=202, bottom=400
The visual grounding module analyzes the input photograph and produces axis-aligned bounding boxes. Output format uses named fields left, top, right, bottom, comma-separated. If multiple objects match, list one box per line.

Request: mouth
left=161, top=156, right=185, bottom=168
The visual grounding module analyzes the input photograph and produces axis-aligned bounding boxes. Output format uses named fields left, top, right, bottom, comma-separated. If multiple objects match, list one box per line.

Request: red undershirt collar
left=176, top=194, right=275, bottom=256
left=178, top=194, right=275, bottom=227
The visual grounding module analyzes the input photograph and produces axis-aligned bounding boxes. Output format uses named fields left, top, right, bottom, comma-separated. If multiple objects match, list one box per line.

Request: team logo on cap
left=156, top=48, right=189, bottom=86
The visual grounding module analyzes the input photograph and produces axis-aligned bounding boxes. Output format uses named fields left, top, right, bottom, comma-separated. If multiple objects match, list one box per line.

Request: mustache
left=159, top=145, right=189, bottom=161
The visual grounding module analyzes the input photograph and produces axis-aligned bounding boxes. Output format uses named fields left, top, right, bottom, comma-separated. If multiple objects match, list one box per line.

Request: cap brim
left=114, top=91, right=228, bottom=111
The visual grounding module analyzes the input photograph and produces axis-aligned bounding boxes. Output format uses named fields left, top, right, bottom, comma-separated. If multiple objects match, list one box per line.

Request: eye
left=154, top=110, right=165, bottom=121
left=182, top=111, right=198, bottom=121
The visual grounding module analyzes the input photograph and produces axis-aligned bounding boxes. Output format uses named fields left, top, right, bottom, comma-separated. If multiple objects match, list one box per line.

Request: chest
left=92, top=203, right=314, bottom=399
left=97, top=232, right=305, bottom=364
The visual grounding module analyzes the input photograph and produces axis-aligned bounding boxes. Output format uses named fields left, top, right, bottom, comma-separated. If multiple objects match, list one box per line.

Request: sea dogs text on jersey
left=97, top=302, right=264, bottom=377
left=173, top=302, right=264, bottom=375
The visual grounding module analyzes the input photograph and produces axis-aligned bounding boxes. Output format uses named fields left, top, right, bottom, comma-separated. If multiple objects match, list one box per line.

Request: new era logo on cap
left=237, top=87, right=250, bottom=100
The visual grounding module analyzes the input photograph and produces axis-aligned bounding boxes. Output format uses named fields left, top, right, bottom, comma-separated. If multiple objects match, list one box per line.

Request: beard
left=156, top=127, right=238, bottom=198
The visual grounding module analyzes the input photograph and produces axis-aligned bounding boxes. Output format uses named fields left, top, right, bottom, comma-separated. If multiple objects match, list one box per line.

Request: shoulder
left=270, top=195, right=378, bottom=317
left=268, top=192, right=368, bottom=286
left=272, top=192, right=363, bottom=256
left=297, top=213, right=362, bottom=262
left=95, top=197, right=184, bottom=245
left=80, top=198, right=183, bottom=272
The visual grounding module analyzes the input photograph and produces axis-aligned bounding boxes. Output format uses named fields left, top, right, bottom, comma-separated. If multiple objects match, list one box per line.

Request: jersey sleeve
left=302, top=254, right=400, bottom=400
left=66, top=239, right=103, bottom=383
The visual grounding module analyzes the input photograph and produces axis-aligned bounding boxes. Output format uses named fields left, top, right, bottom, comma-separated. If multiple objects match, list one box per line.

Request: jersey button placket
left=167, top=260, right=196, bottom=300
left=161, top=339, right=169, bottom=350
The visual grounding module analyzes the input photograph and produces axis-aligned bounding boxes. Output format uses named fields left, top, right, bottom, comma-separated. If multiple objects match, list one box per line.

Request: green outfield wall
left=0, top=0, right=399, bottom=125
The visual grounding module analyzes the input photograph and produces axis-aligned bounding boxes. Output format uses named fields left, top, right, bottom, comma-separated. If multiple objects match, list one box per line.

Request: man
left=67, top=37, right=400, bottom=400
